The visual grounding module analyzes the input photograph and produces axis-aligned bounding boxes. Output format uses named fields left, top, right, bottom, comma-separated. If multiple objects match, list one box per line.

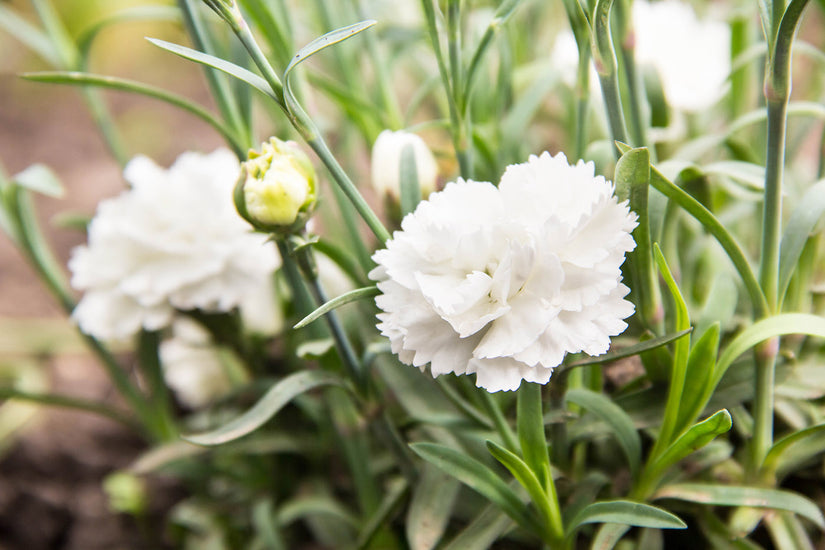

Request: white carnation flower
left=370, top=152, right=638, bottom=392
left=70, top=149, right=280, bottom=341
left=160, top=318, right=232, bottom=409
left=633, top=0, right=731, bottom=112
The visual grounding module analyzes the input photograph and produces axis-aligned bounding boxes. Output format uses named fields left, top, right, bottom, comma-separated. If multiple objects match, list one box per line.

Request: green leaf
left=590, top=524, right=631, bottom=550
left=650, top=410, right=732, bottom=477
left=713, top=313, right=825, bottom=388
left=563, top=328, right=692, bottom=370
left=399, top=143, right=421, bottom=217
left=778, top=179, right=825, bottom=304
left=441, top=503, right=512, bottom=550
left=409, top=442, right=541, bottom=536
left=184, top=371, right=348, bottom=445
left=675, top=323, right=720, bottom=432
left=22, top=71, right=245, bottom=157
left=282, top=20, right=377, bottom=127
left=276, top=495, right=359, bottom=528
left=762, top=423, right=825, bottom=480
left=356, top=478, right=408, bottom=550
left=486, top=440, right=560, bottom=541
left=652, top=244, right=692, bottom=450
left=146, top=37, right=277, bottom=100
left=405, top=465, right=460, bottom=550
left=0, top=5, right=59, bottom=66
left=517, top=383, right=551, bottom=487
left=566, top=388, right=641, bottom=480
left=293, top=286, right=379, bottom=329
left=765, top=511, right=816, bottom=550
left=284, top=20, right=376, bottom=79
left=655, top=484, right=825, bottom=529
left=12, top=164, right=64, bottom=198
left=567, top=501, right=687, bottom=534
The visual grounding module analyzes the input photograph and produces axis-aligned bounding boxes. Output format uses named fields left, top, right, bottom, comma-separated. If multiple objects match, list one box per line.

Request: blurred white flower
left=550, top=30, right=601, bottom=94
left=370, top=152, right=637, bottom=392
left=633, top=0, right=730, bottom=112
left=160, top=318, right=232, bottom=409
left=70, top=149, right=280, bottom=341
left=371, top=130, right=438, bottom=200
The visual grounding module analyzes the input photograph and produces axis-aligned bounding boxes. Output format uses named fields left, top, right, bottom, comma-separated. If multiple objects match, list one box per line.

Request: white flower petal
left=370, top=152, right=637, bottom=392
left=70, top=149, right=281, bottom=341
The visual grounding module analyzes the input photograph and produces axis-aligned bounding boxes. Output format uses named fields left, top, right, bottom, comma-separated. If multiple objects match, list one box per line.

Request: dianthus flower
left=370, top=152, right=637, bottom=392
left=70, top=149, right=279, bottom=341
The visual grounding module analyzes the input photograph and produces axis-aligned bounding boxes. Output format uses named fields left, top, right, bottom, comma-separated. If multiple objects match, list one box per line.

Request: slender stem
left=478, top=391, right=519, bottom=452
left=750, top=339, right=778, bottom=475
left=759, top=100, right=787, bottom=312
left=420, top=0, right=468, bottom=178
left=573, top=47, right=591, bottom=161
left=592, top=0, right=630, bottom=153
left=287, top=239, right=364, bottom=388
left=306, top=137, right=391, bottom=243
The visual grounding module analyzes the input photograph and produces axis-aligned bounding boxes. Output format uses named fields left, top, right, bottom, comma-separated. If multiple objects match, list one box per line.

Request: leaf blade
left=184, top=371, right=348, bottom=445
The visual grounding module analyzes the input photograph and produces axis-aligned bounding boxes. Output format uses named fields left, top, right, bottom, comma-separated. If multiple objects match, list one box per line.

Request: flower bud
left=370, top=130, right=438, bottom=200
left=103, top=471, right=148, bottom=516
left=235, top=138, right=317, bottom=234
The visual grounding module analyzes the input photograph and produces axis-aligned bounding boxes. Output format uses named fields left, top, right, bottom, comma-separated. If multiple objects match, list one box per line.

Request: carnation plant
left=2, top=0, right=825, bottom=548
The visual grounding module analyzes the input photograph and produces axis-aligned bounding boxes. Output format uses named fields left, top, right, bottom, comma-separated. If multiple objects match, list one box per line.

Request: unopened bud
left=235, top=138, right=317, bottom=234
left=370, top=130, right=438, bottom=200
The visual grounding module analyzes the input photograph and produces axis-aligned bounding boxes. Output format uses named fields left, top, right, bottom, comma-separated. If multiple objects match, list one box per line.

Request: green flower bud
left=235, top=138, right=317, bottom=234
left=103, top=471, right=147, bottom=516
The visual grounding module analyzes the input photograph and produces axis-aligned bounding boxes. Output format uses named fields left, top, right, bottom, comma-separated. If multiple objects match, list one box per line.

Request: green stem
left=750, top=339, right=778, bottom=475
left=759, top=100, right=787, bottom=312
left=573, top=48, right=591, bottom=161
left=306, top=137, right=391, bottom=243
left=5, top=186, right=157, bottom=437
left=592, top=0, right=629, bottom=152
left=420, top=0, right=467, bottom=178
left=178, top=0, right=252, bottom=149
left=0, top=387, right=138, bottom=429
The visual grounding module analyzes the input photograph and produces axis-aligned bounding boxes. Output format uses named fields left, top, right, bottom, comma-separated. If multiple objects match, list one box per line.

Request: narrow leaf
left=765, top=511, right=816, bottom=550
left=22, top=71, right=244, bottom=156
left=441, top=503, right=512, bottom=550
left=566, top=388, right=641, bottom=479
left=486, top=440, right=560, bottom=541
left=675, top=323, right=720, bottom=432
left=284, top=20, right=377, bottom=79
left=406, top=465, right=460, bottom=550
left=652, top=244, right=692, bottom=450
left=356, top=478, right=408, bottom=550
left=567, top=501, right=687, bottom=533
left=146, top=37, right=277, bottom=99
left=13, top=164, right=64, bottom=198
left=778, top=179, right=825, bottom=303
left=656, top=484, right=825, bottom=529
left=0, top=5, right=58, bottom=65
left=651, top=410, right=733, bottom=476
left=409, top=442, right=540, bottom=535
left=591, top=524, right=631, bottom=550
left=713, top=313, right=825, bottom=387
left=762, top=423, right=825, bottom=479
left=293, top=286, right=379, bottom=329
left=184, top=371, right=348, bottom=445
left=563, top=328, right=692, bottom=370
